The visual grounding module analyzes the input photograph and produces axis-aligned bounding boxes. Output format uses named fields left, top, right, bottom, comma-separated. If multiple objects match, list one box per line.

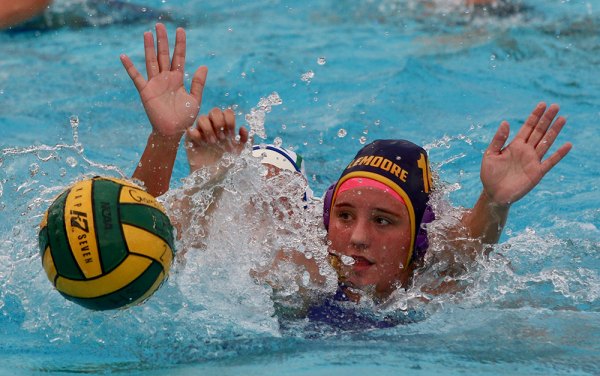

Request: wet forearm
left=133, top=132, right=181, bottom=197
left=462, top=191, right=510, bottom=244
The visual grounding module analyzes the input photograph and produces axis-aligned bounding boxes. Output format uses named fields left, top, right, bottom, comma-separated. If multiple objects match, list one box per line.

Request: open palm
left=121, top=23, right=207, bottom=137
left=139, top=71, right=200, bottom=136
left=481, top=103, right=572, bottom=206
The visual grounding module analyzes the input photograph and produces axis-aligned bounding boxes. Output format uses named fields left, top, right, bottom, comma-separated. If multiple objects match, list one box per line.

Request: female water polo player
left=122, top=24, right=572, bottom=306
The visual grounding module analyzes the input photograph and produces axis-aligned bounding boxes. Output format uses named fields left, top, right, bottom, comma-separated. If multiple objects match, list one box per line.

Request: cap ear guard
left=323, top=182, right=335, bottom=230
left=413, top=204, right=434, bottom=261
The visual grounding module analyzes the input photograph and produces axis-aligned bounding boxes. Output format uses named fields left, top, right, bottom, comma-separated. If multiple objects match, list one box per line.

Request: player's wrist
left=481, top=190, right=512, bottom=210
left=147, top=130, right=183, bottom=150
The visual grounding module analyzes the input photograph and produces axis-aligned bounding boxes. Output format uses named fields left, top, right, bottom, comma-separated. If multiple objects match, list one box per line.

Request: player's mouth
left=348, top=255, right=374, bottom=271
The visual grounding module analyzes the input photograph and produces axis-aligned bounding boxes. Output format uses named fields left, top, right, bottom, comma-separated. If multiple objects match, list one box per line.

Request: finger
left=535, top=115, right=566, bottom=158
left=238, top=126, right=249, bottom=145
left=185, top=126, right=203, bottom=145
left=120, top=54, right=147, bottom=92
left=528, top=103, right=560, bottom=146
left=190, top=66, right=208, bottom=106
left=514, top=102, right=546, bottom=142
left=143, top=31, right=159, bottom=79
left=227, top=127, right=248, bottom=154
left=487, top=121, right=510, bottom=155
left=540, top=142, right=572, bottom=175
left=196, top=115, right=217, bottom=143
left=209, top=108, right=227, bottom=140
left=230, top=126, right=249, bottom=154
left=155, top=23, right=171, bottom=72
left=171, top=27, right=186, bottom=73
left=223, top=108, right=236, bottom=137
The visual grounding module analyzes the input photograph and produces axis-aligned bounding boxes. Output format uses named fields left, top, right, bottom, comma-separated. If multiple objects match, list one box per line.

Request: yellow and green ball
left=38, top=177, right=175, bottom=310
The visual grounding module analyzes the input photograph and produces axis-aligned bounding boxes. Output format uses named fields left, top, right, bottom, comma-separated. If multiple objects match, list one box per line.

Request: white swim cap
left=252, top=144, right=313, bottom=200
left=252, top=144, right=304, bottom=173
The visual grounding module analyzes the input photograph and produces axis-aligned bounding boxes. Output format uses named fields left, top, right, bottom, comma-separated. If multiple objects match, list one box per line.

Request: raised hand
left=120, top=23, right=206, bottom=138
left=481, top=102, right=572, bottom=206
left=185, top=108, right=249, bottom=173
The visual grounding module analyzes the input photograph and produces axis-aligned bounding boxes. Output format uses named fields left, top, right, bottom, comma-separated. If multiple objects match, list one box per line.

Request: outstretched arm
left=461, top=102, right=572, bottom=244
left=120, top=23, right=207, bottom=197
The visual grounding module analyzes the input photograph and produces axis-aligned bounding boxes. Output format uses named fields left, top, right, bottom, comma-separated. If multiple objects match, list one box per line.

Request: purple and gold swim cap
left=323, top=139, right=433, bottom=264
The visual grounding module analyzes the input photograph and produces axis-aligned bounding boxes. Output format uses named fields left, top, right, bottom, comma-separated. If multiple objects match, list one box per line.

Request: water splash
left=244, top=92, right=283, bottom=140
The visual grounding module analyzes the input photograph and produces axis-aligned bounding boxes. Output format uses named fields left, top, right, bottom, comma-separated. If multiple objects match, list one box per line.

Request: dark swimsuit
left=304, top=286, right=424, bottom=331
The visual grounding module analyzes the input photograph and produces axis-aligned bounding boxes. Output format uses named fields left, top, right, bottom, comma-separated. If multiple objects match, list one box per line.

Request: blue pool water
left=1, top=0, right=599, bottom=374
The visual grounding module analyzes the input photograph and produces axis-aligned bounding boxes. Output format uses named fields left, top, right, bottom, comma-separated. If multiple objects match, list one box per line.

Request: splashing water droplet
left=70, top=115, right=83, bottom=152
left=70, top=115, right=79, bottom=128
left=301, top=70, right=314, bottom=83
left=66, top=157, right=78, bottom=168
left=245, top=92, right=283, bottom=139
left=337, top=129, right=347, bottom=138
left=29, top=163, right=40, bottom=177
left=273, top=137, right=283, bottom=148
left=302, top=271, right=310, bottom=286
left=317, top=57, right=326, bottom=65
left=185, top=102, right=191, bottom=108
left=340, top=255, right=355, bottom=265
left=359, top=136, right=367, bottom=144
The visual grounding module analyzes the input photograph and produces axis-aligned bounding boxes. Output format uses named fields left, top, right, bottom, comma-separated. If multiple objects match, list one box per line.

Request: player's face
left=327, top=187, right=411, bottom=299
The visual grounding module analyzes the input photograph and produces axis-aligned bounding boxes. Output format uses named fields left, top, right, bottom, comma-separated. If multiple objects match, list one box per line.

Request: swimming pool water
left=1, top=0, right=599, bottom=374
